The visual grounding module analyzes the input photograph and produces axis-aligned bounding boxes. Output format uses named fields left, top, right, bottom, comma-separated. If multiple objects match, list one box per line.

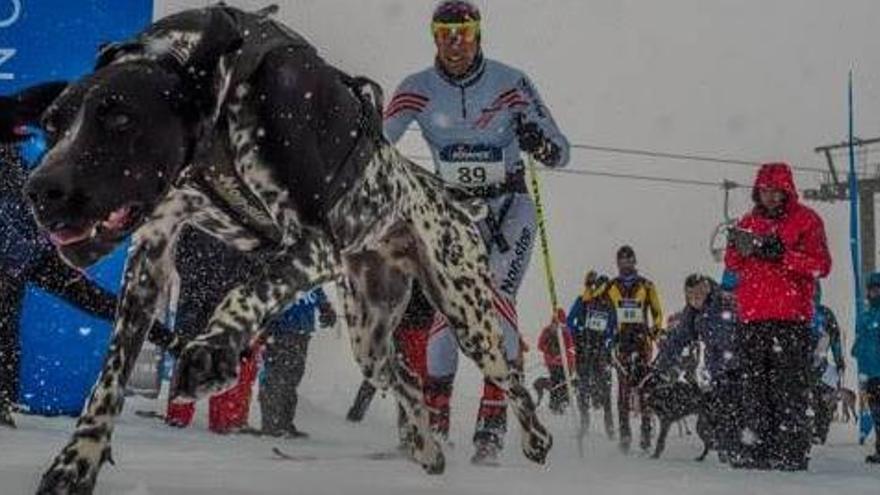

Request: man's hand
left=319, top=304, right=337, bottom=328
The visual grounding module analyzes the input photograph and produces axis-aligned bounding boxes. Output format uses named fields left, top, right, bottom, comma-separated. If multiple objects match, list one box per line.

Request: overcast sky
left=154, top=0, right=880, bottom=360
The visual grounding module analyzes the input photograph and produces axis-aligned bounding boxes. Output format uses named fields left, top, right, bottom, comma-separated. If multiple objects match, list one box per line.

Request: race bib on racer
left=617, top=299, right=644, bottom=325
left=438, top=144, right=506, bottom=188
left=586, top=311, right=610, bottom=332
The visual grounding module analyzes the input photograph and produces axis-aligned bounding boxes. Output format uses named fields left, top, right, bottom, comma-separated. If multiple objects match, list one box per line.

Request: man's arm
left=514, top=74, right=570, bottom=168
left=383, top=75, right=427, bottom=144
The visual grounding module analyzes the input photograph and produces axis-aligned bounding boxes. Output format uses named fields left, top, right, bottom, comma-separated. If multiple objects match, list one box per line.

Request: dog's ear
left=0, top=81, right=68, bottom=143
left=140, top=7, right=244, bottom=118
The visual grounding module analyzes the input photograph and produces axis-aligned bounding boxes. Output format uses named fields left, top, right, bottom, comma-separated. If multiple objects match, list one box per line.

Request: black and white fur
left=18, top=6, right=551, bottom=494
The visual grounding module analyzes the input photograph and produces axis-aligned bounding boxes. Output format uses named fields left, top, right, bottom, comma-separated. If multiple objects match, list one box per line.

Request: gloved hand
left=754, top=234, right=785, bottom=261
left=516, top=117, right=547, bottom=155
left=319, top=305, right=337, bottom=328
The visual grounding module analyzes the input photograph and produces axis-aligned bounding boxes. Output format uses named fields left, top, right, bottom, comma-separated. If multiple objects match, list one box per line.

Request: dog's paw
left=522, top=424, right=553, bottom=465
left=172, top=340, right=240, bottom=401
left=37, top=436, right=109, bottom=495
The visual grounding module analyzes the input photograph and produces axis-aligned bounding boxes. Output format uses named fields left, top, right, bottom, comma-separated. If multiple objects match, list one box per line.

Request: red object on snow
left=164, top=348, right=261, bottom=433
left=724, top=162, right=831, bottom=323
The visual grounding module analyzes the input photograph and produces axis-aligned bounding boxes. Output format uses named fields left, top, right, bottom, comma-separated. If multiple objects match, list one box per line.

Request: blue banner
left=2, top=0, right=153, bottom=415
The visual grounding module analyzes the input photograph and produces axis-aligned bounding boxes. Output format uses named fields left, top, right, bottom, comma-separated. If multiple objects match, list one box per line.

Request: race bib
left=617, top=299, right=644, bottom=325
left=585, top=311, right=610, bottom=332
left=438, top=144, right=506, bottom=188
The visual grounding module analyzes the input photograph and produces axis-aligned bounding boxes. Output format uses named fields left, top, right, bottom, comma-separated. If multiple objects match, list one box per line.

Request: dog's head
left=21, top=7, right=244, bottom=268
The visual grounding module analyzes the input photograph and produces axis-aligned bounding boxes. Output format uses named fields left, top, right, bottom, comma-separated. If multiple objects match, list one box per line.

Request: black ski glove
left=319, top=304, right=337, bottom=328
left=515, top=114, right=561, bottom=166
left=754, top=234, right=785, bottom=261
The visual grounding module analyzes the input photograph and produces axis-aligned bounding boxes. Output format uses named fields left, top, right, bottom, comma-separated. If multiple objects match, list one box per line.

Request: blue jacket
left=567, top=294, right=616, bottom=345
left=853, top=303, right=880, bottom=380
left=656, top=283, right=738, bottom=379
left=264, top=288, right=330, bottom=336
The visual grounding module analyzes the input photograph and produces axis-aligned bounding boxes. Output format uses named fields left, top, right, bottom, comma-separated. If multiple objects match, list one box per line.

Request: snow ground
left=1, top=332, right=878, bottom=495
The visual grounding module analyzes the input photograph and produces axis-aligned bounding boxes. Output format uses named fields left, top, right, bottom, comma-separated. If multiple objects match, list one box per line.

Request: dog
left=836, top=386, right=858, bottom=424
left=639, top=373, right=716, bottom=460
left=11, top=5, right=551, bottom=494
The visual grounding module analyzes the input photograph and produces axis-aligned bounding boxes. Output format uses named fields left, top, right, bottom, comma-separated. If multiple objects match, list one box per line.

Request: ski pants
left=736, top=321, right=812, bottom=467
left=259, top=333, right=311, bottom=435
left=425, top=192, right=536, bottom=447
left=615, top=327, right=654, bottom=445
left=708, top=370, right=744, bottom=457
left=811, top=381, right=836, bottom=444
left=575, top=331, right=613, bottom=424
left=866, top=378, right=880, bottom=455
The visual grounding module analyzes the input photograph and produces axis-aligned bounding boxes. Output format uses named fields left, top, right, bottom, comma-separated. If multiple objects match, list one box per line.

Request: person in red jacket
left=537, top=310, right=575, bottom=414
left=724, top=162, right=831, bottom=471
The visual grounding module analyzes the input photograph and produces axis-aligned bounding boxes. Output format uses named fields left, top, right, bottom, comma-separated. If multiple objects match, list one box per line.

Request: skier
left=384, top=0, right=570, bottom=464
left=606, top=245, right=664, bottom=453
left=725, top=162, right=831, bottom=471
left=566, top=270, right=616, bottom=439
left=258, top=287, right=336, bottom=438
left=536, top=309, right=575, bottom=415
left=809, top=283, right=845, bottom=445
left=653, top=274, right=741, bottom=462
left=852, top=272, right=880, bottom=463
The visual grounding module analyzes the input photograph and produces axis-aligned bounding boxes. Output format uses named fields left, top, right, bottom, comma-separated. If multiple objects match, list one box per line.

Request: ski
left=271, top=446, right=405, bottom=463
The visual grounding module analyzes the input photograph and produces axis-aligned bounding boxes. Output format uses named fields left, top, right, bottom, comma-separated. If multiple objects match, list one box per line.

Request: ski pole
left=525, top=154, right=581, bottom=441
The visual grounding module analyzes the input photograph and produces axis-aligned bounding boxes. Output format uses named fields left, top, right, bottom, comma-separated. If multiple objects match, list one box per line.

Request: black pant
left=0, top=253, right=117, bottom=408
left=709, top=371, right=743, bottom=456
left=575, top=332, right=613, bottom=420
left=737, top=321, right=812, bottom=467
left=866, top=378, right=880, bottom=455
left=811, top=382, right=835, bottom=444
left=259, top=333, right=311, bottom=434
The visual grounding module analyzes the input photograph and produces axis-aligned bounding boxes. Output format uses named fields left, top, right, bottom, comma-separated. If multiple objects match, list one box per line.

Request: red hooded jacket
left=724, top=162, right=831, bottom=323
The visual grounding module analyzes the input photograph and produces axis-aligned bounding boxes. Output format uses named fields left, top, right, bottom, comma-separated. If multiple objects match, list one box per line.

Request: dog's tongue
left=103, top=206, right=132, bottom=231
left=49, top=226, right=93, bottom=246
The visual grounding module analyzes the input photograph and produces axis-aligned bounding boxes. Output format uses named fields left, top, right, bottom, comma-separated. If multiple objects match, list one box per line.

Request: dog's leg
left=408, top=211, right=552, bottom=465
left=37, top=242, right=174, bottom=495
left=174, top=238, right=337, bottom=400
left=652, top=419, right=672, bottom=459
left=340, top=250, right=444, bottom=474
left=37, top=191, right=200, bottom=495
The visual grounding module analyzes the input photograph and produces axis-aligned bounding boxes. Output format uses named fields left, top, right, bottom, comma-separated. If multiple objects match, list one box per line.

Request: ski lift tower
left=807, top=137, right=880, bottom=278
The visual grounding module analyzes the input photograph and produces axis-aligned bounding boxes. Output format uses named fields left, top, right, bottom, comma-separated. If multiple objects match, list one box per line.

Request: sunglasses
left=431, top=21, right=480, bottom=44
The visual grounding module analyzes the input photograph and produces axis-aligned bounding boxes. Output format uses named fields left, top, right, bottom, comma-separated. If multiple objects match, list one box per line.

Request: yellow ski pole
left=525, top=155, right=581, bottom=449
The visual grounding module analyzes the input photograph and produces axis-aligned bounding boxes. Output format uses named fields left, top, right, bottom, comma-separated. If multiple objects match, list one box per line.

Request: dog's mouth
left=47, top=204, right=143, bottom=248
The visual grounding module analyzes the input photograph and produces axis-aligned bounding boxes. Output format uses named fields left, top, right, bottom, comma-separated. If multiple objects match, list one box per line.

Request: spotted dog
left=15, top=5, right=551, bottom=494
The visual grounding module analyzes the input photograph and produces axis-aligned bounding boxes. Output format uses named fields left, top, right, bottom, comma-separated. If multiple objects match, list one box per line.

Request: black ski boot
left=346, top=381, right=377, bottom=423
left=0, top=403, right=14, bottom=429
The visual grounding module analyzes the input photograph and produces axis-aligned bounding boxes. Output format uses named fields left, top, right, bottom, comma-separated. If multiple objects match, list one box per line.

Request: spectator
left=852, top=272, right=880, bottom=464
left=809, top=283, right=845, bottom=445
left=724, top=162, right=831, bottom=471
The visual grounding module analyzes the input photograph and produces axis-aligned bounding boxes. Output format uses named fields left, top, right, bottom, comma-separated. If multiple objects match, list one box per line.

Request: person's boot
left=285, top=423, right=309, bottom=439
left=867, top=442, right=880, bottom=464
left=471, top=434, right=502, bottom=466
left=346, top=381, right=377, bottom=423
left=0, top=401, right=15, bottom=429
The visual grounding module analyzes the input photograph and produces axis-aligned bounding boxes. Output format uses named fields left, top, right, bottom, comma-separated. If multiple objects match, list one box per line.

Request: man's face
left=433, top=21, right=480, bottom=77
left=758, top=187, right=786, bottom=212
left=868, top=286, right=880, bottom=302
left=685, top=281, right=711, bottom=310
left=617, top=255, right=636, bottom=275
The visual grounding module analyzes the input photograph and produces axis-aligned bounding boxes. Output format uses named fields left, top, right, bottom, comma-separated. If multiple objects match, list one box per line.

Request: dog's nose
left=24, top=172, right=74, bottom=213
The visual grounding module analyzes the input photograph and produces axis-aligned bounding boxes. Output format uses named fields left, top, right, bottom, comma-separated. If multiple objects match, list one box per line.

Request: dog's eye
left=104, top=112, right=133, bottom=131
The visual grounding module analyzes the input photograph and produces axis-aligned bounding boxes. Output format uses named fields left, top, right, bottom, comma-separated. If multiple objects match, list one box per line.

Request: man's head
left=752, top=162, right=797, bottom=219
left=583, top=270, right=609, bottom=299
left=432, top=0, right=482, bottom=79
left=616, top=245, right=637, bottom=276
left=684, top=273, right=712, bottom=310
left=868, top=273, right=880, bottom=307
